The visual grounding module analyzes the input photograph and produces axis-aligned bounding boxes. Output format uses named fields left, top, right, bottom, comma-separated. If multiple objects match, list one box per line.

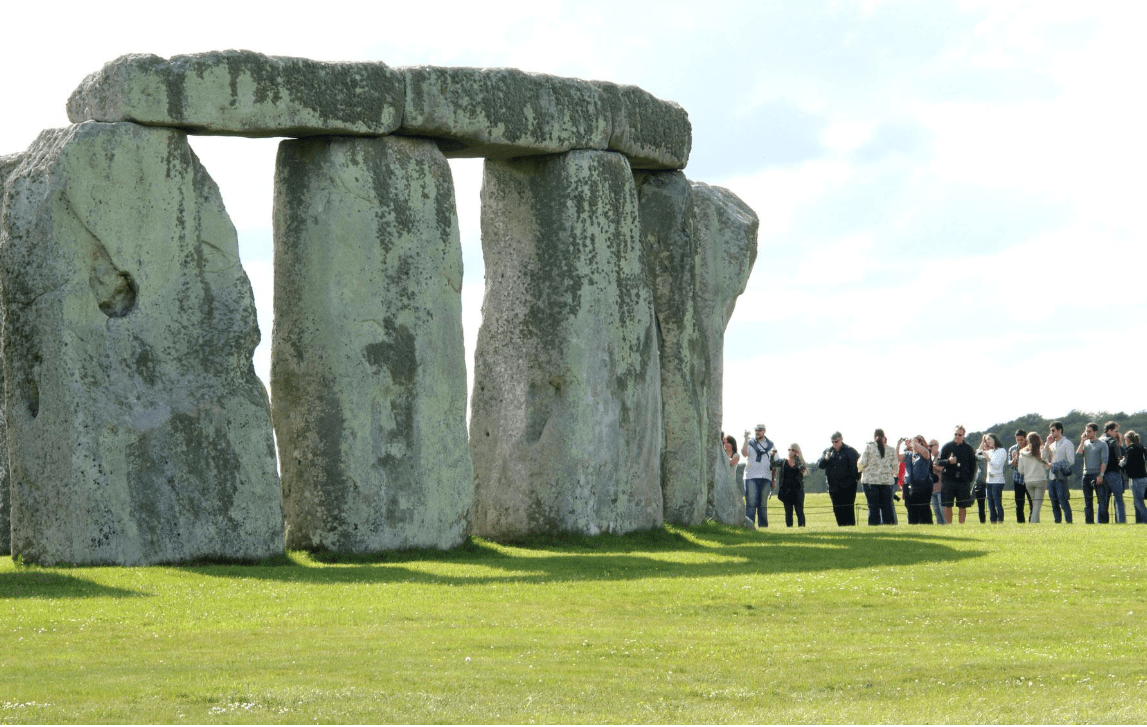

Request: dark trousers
left=906, top=485, right=933, bottom=524
left=783, top=490, right=806, bottom=527
left=1015, top=483, right=1032, bottom=523
left=829, top=485, right=857, bottom=526
left=863, top=484, right=896, bottom=525
left=1082, top=474, right=1097, bottom=524
left=973, top=482, right=987, bottom=523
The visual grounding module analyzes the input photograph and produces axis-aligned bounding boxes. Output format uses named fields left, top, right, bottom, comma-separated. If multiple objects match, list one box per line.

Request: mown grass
left=2, top=493, right=1145, bottom=724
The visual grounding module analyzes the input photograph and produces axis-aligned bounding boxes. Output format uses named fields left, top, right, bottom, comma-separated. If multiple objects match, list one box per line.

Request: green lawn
left=2, top=493, right=1145, bottom=724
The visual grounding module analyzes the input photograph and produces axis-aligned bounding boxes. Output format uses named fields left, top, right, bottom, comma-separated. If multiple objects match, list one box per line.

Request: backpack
left=1106, top=437, right=1123, bottom=473
left=907, top=454, right=931, bottom=491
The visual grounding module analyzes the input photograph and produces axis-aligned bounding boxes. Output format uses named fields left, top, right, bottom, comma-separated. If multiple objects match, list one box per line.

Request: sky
left=2, top=0, right=1145, bottom=457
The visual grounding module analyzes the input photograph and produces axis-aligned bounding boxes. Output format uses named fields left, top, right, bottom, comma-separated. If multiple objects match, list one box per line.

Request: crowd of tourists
left=722, top=421, right=1147, bottom=528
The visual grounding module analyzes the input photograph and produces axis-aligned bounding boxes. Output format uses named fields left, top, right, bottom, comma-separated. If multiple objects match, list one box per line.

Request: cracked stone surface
left=272, top=135, right=472, bottom=552
left=470, top=150, right=663, bottom=539
left=0, top=121, right=283, bottom=565
left=691, top=181, right=759, bottom=525
left=634, top=170, right=709, bottom=525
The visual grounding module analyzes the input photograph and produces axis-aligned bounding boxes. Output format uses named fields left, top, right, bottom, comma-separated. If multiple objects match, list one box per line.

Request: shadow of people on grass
left=182, top=522, right=988, bottom=587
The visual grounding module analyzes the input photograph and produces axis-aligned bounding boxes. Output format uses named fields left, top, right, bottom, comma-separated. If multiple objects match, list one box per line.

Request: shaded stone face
left=0, top=152, right=23, bottom=556
left=470, top=150, right=663, bottom=539
left=0, top=122, right=283, bottom=566
left=634, top=171, right=708, bottom=525
left=271, top=135, right=472, bottom=553
left=690, top=182, right=759, bottom=524
left=66, top=51, right=404, bottom=138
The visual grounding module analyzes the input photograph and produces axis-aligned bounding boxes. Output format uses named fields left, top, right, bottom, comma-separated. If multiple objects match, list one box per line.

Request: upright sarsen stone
left=0, top=151, right=23, bottom=556
left=471, top=150, right=663, bottom=539
left=692, top=182, right=758, bottom=524
left=634, top=171, right=708, bottom=525
left=272, top=135, right=472, bottom=552
left=0, top=122, right=282, bottom=565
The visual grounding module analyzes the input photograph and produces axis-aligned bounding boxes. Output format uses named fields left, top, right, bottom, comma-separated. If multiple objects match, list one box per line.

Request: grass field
left=2, top=492, right=1145, bottom=724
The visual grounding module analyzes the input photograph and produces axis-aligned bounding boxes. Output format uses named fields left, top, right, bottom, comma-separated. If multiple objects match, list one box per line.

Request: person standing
left=777, top=444, right=808, bottom=527
left=1100, top=421, right=1126, bottom=524
left=1042, top=421, right=1075, bottom=524
left=977, top=433, right=1008, bottom=524
left=1017, top=432, right=1051, bottom=522
left=1009, top=429, right=1033, bottom=523
left=899, top=436, right=934, bottom=524
left=858, top=429, right=898, bottom=525
left=1076, top=422, right=1109, bottom=524
left=741, top=424, right=776, bottom=528
left=938, top=425, right=976, bottom=524
left=818, top=432, right=860, bottom=526
left=929, top=439, right=946, bottom=524
left=1120, top=430, right=1147, bottom=524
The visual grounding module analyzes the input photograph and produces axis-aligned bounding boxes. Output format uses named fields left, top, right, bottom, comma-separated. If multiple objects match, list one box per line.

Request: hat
left=754, top=423, right=766, bottom=430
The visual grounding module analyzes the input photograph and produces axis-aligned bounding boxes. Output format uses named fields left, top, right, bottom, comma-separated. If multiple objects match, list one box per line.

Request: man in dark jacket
left=939, top=425, right=977, bottom=524
left=818, top=431, right=860, bottom=526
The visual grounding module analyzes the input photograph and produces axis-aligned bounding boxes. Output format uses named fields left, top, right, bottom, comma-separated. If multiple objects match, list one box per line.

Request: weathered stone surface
left=0, top=122, right=283, bottom=565
left=713, top=453, right=740, bottom=525
left=691, top=182, right=758, bottom=524
left=272, top=135, right=472, bottom=552
left=399, top=66, right=612, bottom=159
left=470, top=150, right=663, bottom=539
left=596, top=82, right=691, bottom=170
left=66, top=51, right=403, bottom=138
left=0, top=152, right=22, bottom=556
left=634, top=171, right=708, bottom=525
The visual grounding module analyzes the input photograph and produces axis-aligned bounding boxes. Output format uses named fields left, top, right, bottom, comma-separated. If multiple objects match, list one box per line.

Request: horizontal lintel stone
left=66, top=50, right=404, bottom=138
left=399, top=66, right=690, bottom=169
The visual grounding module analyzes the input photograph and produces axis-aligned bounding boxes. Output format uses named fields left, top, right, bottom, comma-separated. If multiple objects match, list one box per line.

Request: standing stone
left=634, top=171, right=708, bottom=525
left=272, top=135, right=472, bottom=552
left=0, top=152, right=23, bottom=556
left=691, top=182, right=759, bottom=524
left=471, top=150, right=663, bottom=539
left=67, top=51, right=404, bottom=138
left=0, top=122, right=282, bottom=566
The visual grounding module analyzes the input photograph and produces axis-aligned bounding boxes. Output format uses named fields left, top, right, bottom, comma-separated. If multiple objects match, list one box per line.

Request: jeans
left=973, top=481, right=987, bottom=523
left=783, top=489, right=806, bottom=527
left=863, top=484, right=895, bottom=525
left=931, top=492, right=946, bottom=524
left=1047, top=478, right=1073, bottom=523
left=986, top=483, right=1005, bottom=523
left=1082, top=474, right=1097, bottom=523
left=1095, top=477, right=1112, bottom=524
left=1131, top=477, right=1147, bottom=524
left=745, top=478, right=771, bottom=527
left=1014, top=482, right=1031, bottom=523
left=1104, top=472, right=1126, bottom=523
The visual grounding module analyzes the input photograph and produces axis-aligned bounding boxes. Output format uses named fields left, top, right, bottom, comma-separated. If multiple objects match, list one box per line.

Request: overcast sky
left=2, top=0, right=1144, bottom=456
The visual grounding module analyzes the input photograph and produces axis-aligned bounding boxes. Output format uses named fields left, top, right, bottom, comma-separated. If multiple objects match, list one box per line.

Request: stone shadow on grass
left=0, top=571, right=146, bottom=599
left=180, top=522, right=989, bottom=587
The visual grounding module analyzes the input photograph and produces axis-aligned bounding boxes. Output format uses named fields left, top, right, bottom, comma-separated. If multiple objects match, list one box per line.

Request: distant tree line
left=793, top=411, right=1147, bottom=494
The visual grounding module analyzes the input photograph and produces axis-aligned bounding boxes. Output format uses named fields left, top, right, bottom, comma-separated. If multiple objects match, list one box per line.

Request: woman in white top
left=858, top=428, right=899, bottom=525
left=977, top=433, right=1008, bottom=524
left=1017, top=432, right=1051, bottom=523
